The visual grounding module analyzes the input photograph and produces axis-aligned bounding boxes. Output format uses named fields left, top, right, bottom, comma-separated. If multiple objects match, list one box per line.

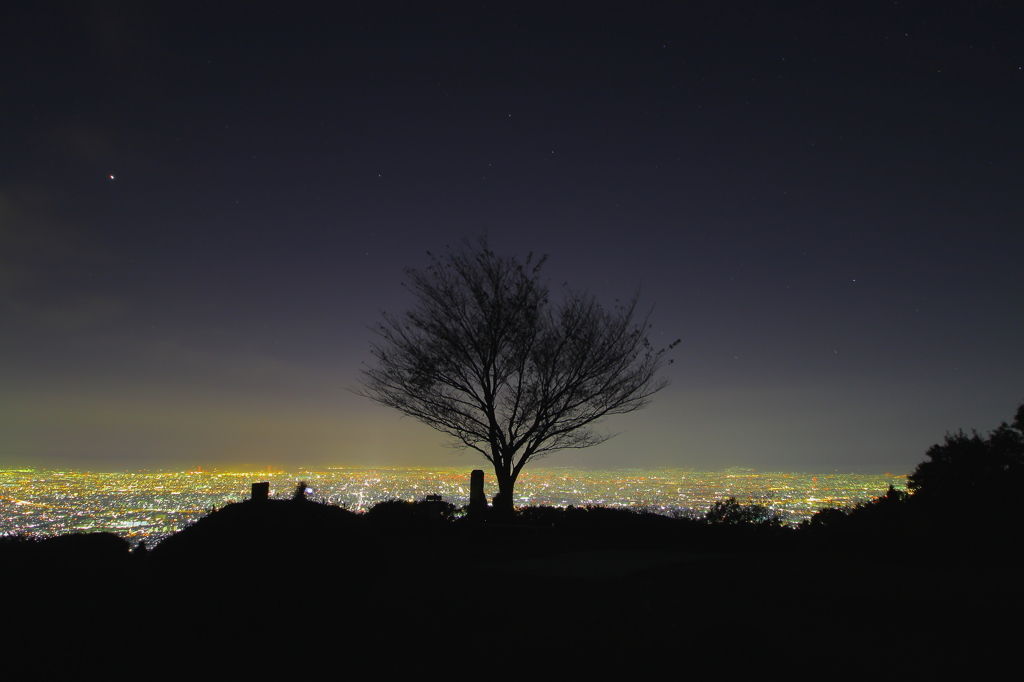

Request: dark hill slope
left=4, top=500, right=1023, bottom=675
left=150, top=497, right=376, bottom=580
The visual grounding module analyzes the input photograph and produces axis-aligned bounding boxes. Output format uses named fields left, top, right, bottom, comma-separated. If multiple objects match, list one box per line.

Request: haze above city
left=2, top=3, right=1021, bottom=474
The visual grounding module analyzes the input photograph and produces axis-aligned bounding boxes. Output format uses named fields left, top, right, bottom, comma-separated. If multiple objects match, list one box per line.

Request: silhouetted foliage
left=365, top=498, right=458, bottom=530
left=703, top=497, right=781, bottom=526
left=908, top=403, right=1024, bottom=507
left=358, top=237, right=677, bottom=516
left=799, top=485, right=911, bottom=547
left=507, top=504, right=690, bottom=548
left=798, top=403, right=1024, bottom=550
left=0, top=531, right=133, bottom=596
left=803, top=505, right=851, bottom=531
left=36, top=531, right=131, bottom=564
left=515, top=505, right=569, bottom=527
left=292, top=480, right=311, bottom=501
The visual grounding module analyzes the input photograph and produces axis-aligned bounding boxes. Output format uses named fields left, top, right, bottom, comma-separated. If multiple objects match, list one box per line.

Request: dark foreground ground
left=3, top=500, right=1020, bottom=676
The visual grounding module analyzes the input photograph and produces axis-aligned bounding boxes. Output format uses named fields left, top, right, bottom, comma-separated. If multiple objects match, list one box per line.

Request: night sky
left=3, top=2, right=1021, bottom=473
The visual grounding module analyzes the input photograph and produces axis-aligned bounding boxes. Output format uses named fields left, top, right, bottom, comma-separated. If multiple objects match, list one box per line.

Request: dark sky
left=2, top=2, right=1021, bottom=473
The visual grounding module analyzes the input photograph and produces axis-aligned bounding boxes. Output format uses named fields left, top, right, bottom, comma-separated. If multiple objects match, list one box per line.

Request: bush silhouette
left=703, top=498, right=781, bottom=526
left=365, top=498, right=458, bottom=530
left=0, top=531, right=131, bottom=575
left=908, top=404, right=1024, bottom=507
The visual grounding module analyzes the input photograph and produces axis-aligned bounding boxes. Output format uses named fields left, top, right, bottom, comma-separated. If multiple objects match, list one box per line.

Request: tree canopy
left=359, top=238, right=677, bottom=514
left=907, top=403, right=1024, bottom=505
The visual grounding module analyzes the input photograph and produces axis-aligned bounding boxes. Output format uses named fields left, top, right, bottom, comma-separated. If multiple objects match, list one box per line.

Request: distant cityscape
left=0, top=467, right=906, bottom=545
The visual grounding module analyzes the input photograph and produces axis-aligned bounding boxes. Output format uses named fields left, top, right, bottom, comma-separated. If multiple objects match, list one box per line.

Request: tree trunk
left=492, top=467, right=517, bottom=520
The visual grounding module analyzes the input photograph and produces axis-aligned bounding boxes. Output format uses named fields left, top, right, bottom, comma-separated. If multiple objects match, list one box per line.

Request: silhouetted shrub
left=365, top=498, right=458, bottom=529
left=0, top=532, right=133, bottom=587
left=704, top=498, right=781, bottom=526
left=507, top=505, right=687, bottom=548
left=909, top=405, right=1024, bottom=508
left=798, top=486, right=910, bottom=546
left=515, top=505, right=565, bottom=526
left=899, top=403, right=1024, bottom=548
left=292, top=480, right=312, bottom=501
left=802, top=506, right=851, bottom=531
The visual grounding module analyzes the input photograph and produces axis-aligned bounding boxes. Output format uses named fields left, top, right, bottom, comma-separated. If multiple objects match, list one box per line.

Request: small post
left=251, top=481, right=270, bottom=501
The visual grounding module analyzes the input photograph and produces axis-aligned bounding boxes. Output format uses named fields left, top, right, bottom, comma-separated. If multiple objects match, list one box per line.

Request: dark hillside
left=151, top=496, right=366, bottom=569
left=2, top=497, right=1022, bottom=675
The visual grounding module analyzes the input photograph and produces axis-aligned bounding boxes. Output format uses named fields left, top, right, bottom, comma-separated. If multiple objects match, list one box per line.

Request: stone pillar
left=251, top=481, right=270, bottom=501
left=468, top=469, right=487, bottom=520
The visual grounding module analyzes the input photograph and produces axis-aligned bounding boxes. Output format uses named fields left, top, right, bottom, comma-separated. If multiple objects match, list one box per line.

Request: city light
left=0, top=467, right=905, bottom=545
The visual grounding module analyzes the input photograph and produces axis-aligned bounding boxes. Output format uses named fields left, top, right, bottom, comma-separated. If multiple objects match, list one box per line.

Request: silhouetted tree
left=799, top=485, right=910, bottom=545
left=908, top=403, right=1024, bottom=506
left=704, top=497, right=781, bottom=526
left=359, top=238, right=677, bottom=515
left=802, top=505, right=850, bottom=531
